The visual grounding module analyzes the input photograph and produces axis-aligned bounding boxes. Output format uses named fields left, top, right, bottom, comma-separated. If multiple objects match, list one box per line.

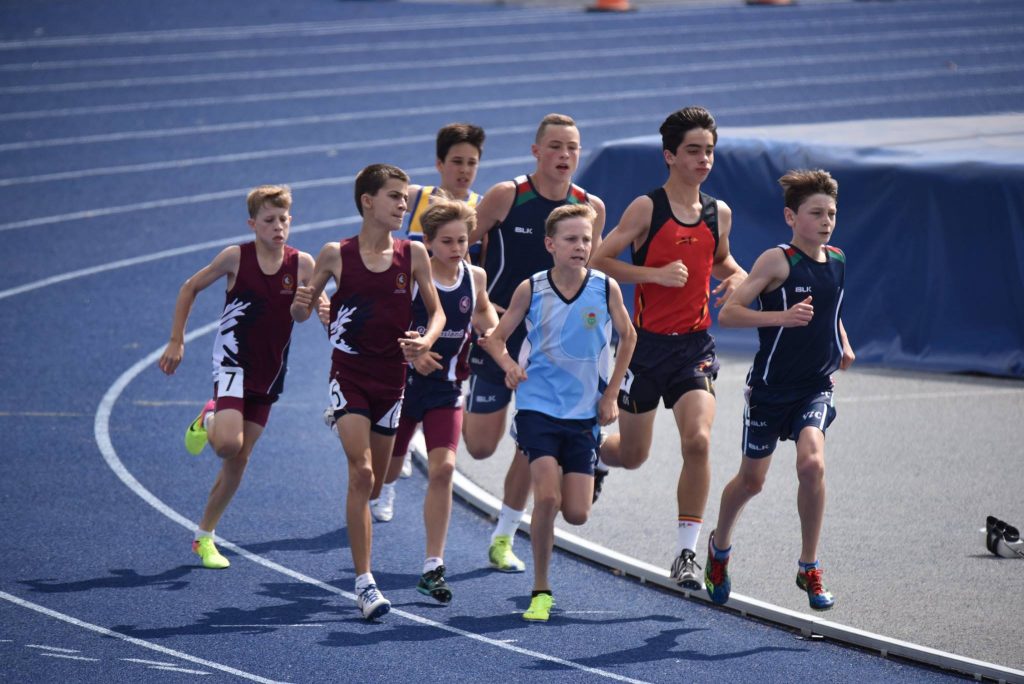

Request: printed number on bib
left=328, top=378, right=347, bottom=411
left=217, top=367, right=245, bottom=399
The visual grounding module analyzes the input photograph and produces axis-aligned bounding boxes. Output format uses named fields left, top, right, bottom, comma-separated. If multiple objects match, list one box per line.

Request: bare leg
left=337, top=414, right=374, bottom=576
left=528, top=457, right=561, bottom=592
left=671, top=390, right=716, bottom=520
left=795, top=427, right=827, bottom=564
left=462, top=407, right=508, bottom=460
left=424, top=447, right=456, bottom=559
left=714, top=455, right=773, bottom=549
left=596, top=409, right=656, bottom=469
left=198, top=412, right=262, bottom=532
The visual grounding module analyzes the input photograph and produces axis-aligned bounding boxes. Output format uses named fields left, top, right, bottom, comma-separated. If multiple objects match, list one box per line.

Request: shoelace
left=708, top=556, right=729, bottom=583
left=423, top=566, right=446, bottom=585
left=360, top=585, right=382, bottom=603
left=802, top=568, right=825, bottom=594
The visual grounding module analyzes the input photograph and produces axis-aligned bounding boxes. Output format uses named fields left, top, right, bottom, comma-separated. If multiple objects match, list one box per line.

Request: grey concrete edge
left=443, top=462, right=1024, bottom=683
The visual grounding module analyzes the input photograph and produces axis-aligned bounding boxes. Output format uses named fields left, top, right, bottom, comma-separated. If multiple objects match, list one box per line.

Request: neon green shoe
left=523, top=593, right=554, bottom=622
left=192, top=536, right=230, bottom=569
left=488, top=535, right=525, bottom=573
left=184, top=400, right=215, bottom=455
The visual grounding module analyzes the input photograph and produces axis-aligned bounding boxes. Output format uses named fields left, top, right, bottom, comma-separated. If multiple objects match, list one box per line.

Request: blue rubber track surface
left=4, top=0, right=1019, bottom=680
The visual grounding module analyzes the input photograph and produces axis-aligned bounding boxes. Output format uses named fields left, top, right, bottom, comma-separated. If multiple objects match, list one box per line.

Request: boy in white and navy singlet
left=706, top=169, right=855, bottom=612
left=159, top=185, right=320, bottom=572
left=480, top=204, right=635, bottom=623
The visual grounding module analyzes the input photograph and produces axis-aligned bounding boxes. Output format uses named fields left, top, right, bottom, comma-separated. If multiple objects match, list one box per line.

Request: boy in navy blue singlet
left=479, top=204, right=635, bottom=621
left=705, top=169, right=855, bottom=611
left=159, top=185, right=322, bottom=571
left=292, top=164, right=445, bottom=621
left=590, top=107, right=747, bottom=590
left=376, top=198, right=498, bottom=604
left=465, top=113, right=607, bottom=574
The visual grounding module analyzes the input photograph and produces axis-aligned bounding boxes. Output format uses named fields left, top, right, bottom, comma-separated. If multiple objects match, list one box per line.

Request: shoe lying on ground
left=184, top=400, right=215, bottom=455
left=357, top=584, right=391, bottom=620
left=670, top=549, right=702, bottom=590
left=523, top=593, right=554, bottom=622
left=416, top=565, right=452, bottom=604
left=192, top=536, right=230, bottom=569
left=796, top=565, right=835, bottom=610
left=370, top=485, right=395, bottom=523
left=488, top=535, right=525, bottom=572
left=704, top=532, right=731, bottom=605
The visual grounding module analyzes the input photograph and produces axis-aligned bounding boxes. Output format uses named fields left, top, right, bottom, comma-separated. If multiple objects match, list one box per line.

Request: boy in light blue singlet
left=705, top=170, right=855, bottom=612
left=479, top=204, right=635, bottom=622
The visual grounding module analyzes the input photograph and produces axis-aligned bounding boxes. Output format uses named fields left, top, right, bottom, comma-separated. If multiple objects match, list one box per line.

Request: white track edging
left=446, top=462, right=1024, bottom=684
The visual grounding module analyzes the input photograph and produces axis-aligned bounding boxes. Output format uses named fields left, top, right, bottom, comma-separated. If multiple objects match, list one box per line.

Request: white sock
left=381, top=482, right=395, bottom=496
left=194, top=529, right=213, bottom=541
left=203, top=412, right=215, bottom=431
left=676, top=517, right=703, bottom=555
left=491, top=504, right=525, bottom=543
left=423, top=557, right=443, bottom=574
left=355, top=572, right=375, bottom=591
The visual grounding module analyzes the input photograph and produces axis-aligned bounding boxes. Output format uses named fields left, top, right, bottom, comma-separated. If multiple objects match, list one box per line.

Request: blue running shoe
left=704, top=531, right=731, bottom=605
left=796, top=565, right=834, bottom=611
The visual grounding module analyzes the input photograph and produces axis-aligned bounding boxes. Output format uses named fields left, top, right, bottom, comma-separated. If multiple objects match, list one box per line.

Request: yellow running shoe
left=192, top=536, right=230, bottom=569
left=523, top=593, right=553, bottom=622
left=488, top=535, right=525, bottom=573
left=184, top=400, right=215, bottom=456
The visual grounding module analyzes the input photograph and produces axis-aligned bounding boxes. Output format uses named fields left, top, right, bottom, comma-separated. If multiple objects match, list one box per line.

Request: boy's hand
left=597, top=394, right=618, bottom=426
left=780, top=296, right=814, bottom=327
left=476, top=326, right=495, bottom=347
left=399, top=330, right=431, bottom=360
left=712, top=271, right=746, bottom=307
left=503, top=364, right=527, bottom=390
left=840, top=345, right=856, bottom=370
left=293, top=285, right=315, bottom=311
left=654, top=260, right=688, bottom=287
left=316, top=293, right=331, bottom=326
left=412, top=350, right=443, bottom=375
left=159, top=341, right=184, bottom=375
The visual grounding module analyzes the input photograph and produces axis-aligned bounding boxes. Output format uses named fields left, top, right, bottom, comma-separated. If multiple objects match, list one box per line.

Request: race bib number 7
left=216, top=367, right=245, bottom=399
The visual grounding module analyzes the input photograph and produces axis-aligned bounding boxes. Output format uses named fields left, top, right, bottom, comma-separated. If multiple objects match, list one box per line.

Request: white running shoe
left=357, top=584, right=391, bottom=620
left=370, top=484, right=395, bottom=522
left=323, top=408, right=338, bottom=435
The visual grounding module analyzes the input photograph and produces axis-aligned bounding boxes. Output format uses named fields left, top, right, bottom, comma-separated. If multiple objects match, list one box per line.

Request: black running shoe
left=417, top=566, right=453, bottom=604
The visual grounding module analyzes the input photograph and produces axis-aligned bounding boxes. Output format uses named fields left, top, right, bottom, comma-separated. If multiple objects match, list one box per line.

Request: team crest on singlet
left=582, top=309, right=599, bottom=330
left=395, top=272, right=409, bottom=293
left=459, top=295, right=471, bottom=314
left=280, top=273, right=294, bottom=294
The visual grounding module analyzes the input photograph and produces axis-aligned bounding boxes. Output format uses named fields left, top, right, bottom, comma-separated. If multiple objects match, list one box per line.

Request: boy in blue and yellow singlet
left=479, top=204, right=635, bottom=622
left=705, top=169, right=855, bottom=611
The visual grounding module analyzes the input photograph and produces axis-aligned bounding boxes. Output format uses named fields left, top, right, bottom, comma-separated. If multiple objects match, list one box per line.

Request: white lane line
left=1, top=7, right=1014, bottom=74
left=27, top=644, right=81, bottom=652
left=208, top=624, right=326, bottom=628
left=38, top=653, right=100, bottom=661
left=123, top=658, right=181, bottom=666
left=5, top=23, right=1021, bottom=95
left=93, top=335, right=651, bottom=684
left=3, top=60, right=1020, bottom=155
left=0, top=592, right=288, bottom=684
left=0, top=156, right=533, bottom=232
left=3, top=38, right=1019, bottom=130
left=0, top=216, right=356, bottom=302
left=150, top=665, right=211, bottom=675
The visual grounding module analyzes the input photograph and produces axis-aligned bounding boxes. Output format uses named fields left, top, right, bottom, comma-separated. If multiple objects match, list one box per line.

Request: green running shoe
left=488, top=535, right=525, bottom=573
left=416, top=565, right=452, bottom=604
left=523, top=593, right=554, bottom=622
left=192, top=536, right=229, bottom=569
left=184, top=400, right=215, bottom=455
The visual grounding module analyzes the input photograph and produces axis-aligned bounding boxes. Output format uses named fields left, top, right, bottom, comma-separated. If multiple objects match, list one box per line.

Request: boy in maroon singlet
left=292, top=164, right=445, bottom=621
left=159, top=185, right=321, bottom=571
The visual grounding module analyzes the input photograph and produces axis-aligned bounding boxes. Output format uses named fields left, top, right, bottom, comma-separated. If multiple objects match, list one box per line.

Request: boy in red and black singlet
left=159, top=185, right=321, bottom=572
left=707, top=170, right=855, bottom=612
left=590, top=107, right=747, bottom=589
left=464, top=113, right=607, bottom=574
left=291, top=164, right=445, bottom=622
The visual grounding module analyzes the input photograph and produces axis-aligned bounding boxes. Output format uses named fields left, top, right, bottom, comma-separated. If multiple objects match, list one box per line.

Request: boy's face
left=424, top=220, right=470, bottom=265
left=532, top=125, right=581, bottom=183
left=786, top=193, right=837, bottom=246
left=664, top=128, right=714, bottom=184
left=545, top=216, right=592, bottom=267
left=362, top=179, right=409, bottom=231
left=247, top=202, right=291, bottom=246
left=436, top=142, right=480, bottom=198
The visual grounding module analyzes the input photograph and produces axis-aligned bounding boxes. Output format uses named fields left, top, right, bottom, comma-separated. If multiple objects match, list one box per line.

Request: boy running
left=467, top=113, right=606, bottom=573
left=292, top=164, right=445, bottom=620
left=590, top=106, right=746, bottom=589
left=480, top=204, right=635, bottom=621
left=158, top=185, right=319, bottom=570
left=705, top=169, right=854, bottom=611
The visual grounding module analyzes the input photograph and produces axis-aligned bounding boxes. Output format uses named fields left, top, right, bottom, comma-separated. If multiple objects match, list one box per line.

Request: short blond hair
left=545, top=203, right=596, bottom=238
left=246, top=185, right=291, bottom=218
left=535, top=113, right=577, bottom=143
left=420, top=197, right=477, bottom=241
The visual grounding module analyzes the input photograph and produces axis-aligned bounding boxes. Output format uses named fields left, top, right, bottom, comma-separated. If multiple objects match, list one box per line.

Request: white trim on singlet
left=833, top=287, right=845, bottom=357
left=761, top=287, right=787, bottom=385
left=486, top=230, right=505, bottom=299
